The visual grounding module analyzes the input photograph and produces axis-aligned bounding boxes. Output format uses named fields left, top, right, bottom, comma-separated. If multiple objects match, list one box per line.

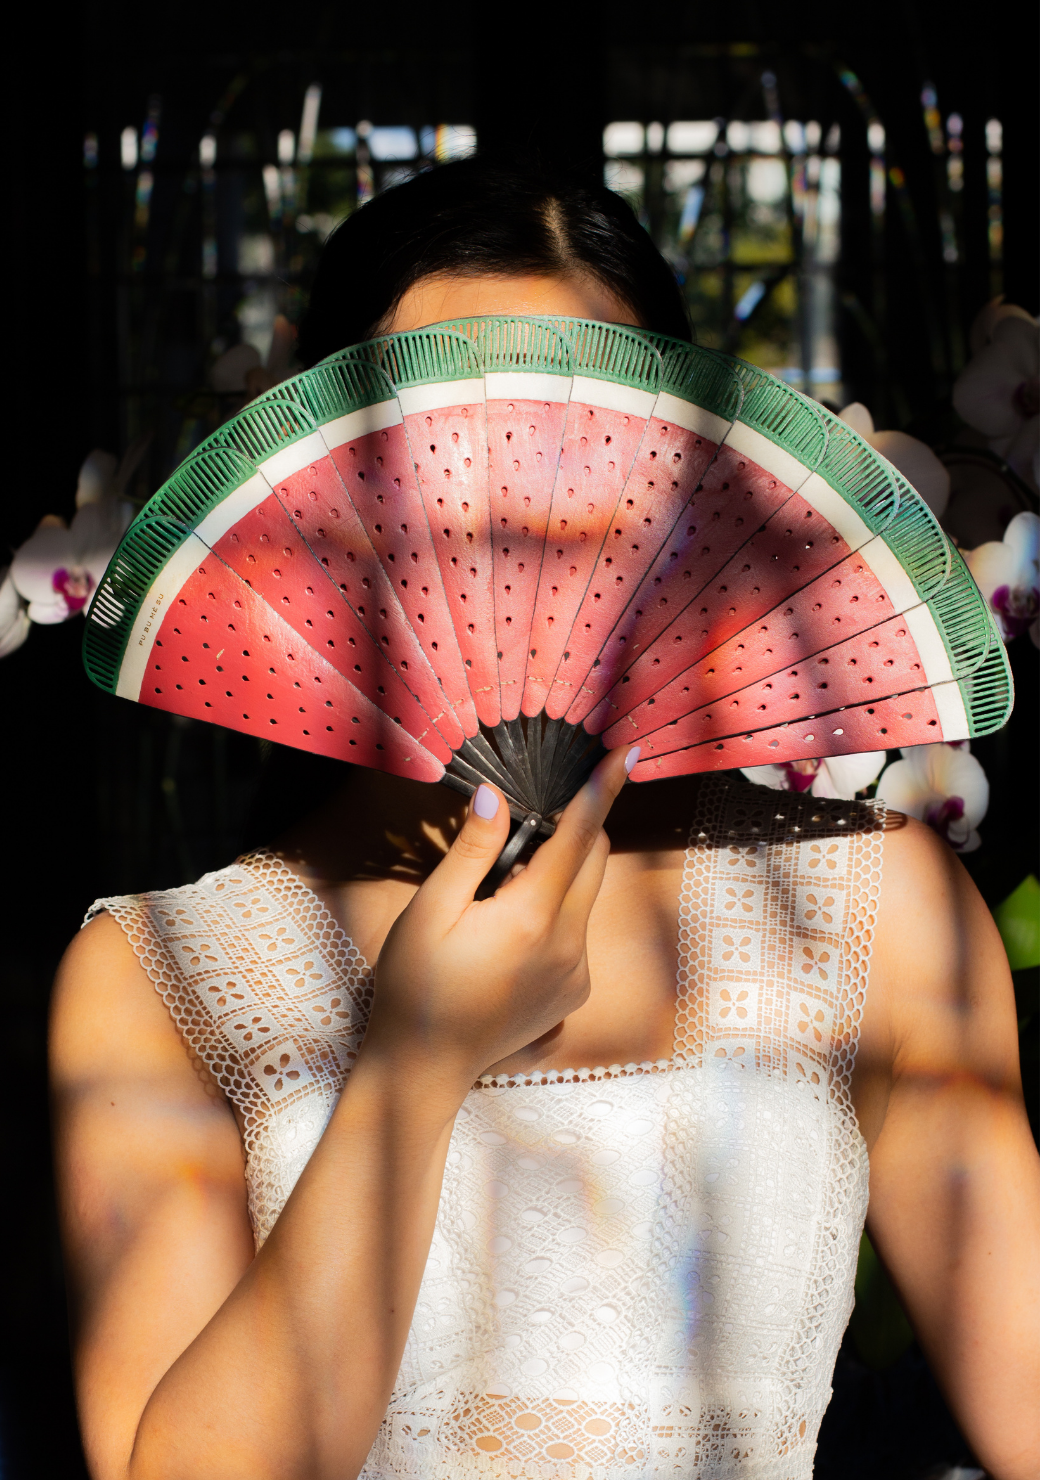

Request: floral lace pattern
left=87, top=774, right=885, bottom=1477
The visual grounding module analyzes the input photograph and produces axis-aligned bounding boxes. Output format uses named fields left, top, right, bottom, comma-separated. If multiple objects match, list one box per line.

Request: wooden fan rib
left=489, top=720, right=537, bottom=804
left=251, top=440, right=464, bottom=755
left=445, top=748, right=531, bottom=814
left=609, top=607, right=960, bottom=753
left=126, top=530, right=444, bottom=781
left=562, top=398, right=864, bottom=730
left=590, top=489, right=864, bottom=728
left=562, top=442, right=801, bottom=727
left=200, top=492, right=452, bottom=764
left=192, top=391, right=470, bottom=754
left=630, top=679, right=970, bottom=781
left=318, top=402, right=476, bottom=742
left=584, top=417, right=946, bottom=737
left=486, top=380, right=572, bottom=723
left=520, top=378, right=658, bottom=717
left=399, top=381, right=501, bottom=729
left=543, top=398, right=726, bottom=721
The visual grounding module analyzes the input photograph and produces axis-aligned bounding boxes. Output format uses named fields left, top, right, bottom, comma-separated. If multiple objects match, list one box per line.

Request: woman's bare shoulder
left=51, top=911, right=223, bottom=1101
left=871, top=812, right=1018, bottom=1069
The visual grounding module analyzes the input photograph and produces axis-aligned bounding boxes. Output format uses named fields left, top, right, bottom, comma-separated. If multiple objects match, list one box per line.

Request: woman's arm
left=53, top=751, right=632, bottom=1480
left=863, top=817, right=1040, bottom=1480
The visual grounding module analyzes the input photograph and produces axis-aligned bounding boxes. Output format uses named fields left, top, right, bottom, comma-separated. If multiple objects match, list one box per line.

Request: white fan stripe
left=194, top=472, right=273, bottom=546
left=858, top=534, right=920, bottom=612
left=397, top=378, right=486, bottom=415
left=653, top=392, right=731, bottom=444
left=569, top=376, right=657, bottom=418
left=903, top=603, right=955, bottom=687
left=723, top=422, right=811, bottom=492
left=798, top=471, right=873, bottom=549
left=116, top=533, right=210, bottom=700
left=930, top=680, right=970, bottom=739
left=484, top=371, right=571, bottom=403
left=257, top=431, right=331, bottom=486
left=321, top=398, right=402, bottom=450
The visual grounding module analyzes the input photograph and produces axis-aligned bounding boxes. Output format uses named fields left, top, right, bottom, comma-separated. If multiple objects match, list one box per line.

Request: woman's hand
left=364, top=745, right=639, bottom=1092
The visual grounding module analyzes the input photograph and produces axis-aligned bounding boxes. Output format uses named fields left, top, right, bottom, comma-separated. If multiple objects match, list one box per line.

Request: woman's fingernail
left=472, top=784, right=499, bottom=819
left=625, top=746, right=641, bottom=774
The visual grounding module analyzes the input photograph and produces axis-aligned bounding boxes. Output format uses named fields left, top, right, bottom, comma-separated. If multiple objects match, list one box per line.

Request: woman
left=52, top=156, right=1039, bottom=1480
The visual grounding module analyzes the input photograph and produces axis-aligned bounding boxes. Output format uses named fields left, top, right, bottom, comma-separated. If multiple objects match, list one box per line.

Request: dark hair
left=297, top=152, right=691, bottom=364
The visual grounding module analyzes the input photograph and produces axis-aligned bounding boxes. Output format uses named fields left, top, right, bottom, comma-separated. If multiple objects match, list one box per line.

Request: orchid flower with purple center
left=876, top=743, right=989, bottom=853
left=742, top=750, right=888, bottom=801
left=2, top=444, right=144, bottom=656
left=964, top=510, right=1040, bottom=645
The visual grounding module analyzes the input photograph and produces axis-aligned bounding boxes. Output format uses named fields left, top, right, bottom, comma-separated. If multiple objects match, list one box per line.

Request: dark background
left=4, top=2, right=1037, bottom=1475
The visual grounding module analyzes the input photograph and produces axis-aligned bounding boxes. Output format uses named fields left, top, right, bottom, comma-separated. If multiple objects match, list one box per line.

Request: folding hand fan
left=84, top=315, right=1012, bottom=873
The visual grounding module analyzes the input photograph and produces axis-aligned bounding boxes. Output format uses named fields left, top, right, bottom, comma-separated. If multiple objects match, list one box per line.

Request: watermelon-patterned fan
left=84, top=316, right=1012, bottom=879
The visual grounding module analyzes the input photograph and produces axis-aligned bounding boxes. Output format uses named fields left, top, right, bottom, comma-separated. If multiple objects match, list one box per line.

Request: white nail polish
left=625, top=746, right=641, bottom=774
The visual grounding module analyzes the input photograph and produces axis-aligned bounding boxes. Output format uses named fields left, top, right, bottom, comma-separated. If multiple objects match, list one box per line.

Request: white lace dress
left=87, top=774, right=884, bottom=1478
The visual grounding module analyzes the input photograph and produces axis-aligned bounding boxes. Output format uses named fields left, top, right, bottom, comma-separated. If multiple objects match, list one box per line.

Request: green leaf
left=994, top=875, right=1040, bottom=972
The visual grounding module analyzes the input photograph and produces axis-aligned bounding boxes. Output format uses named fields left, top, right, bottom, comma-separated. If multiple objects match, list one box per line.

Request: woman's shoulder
left=52, top=854, right=264, bottom=1097
left=52, top=911, right=198, bottom=1090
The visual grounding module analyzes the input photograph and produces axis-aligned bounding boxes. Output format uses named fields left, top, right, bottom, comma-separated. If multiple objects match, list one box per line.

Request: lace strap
left=675, top=772, right=886, bottom=1101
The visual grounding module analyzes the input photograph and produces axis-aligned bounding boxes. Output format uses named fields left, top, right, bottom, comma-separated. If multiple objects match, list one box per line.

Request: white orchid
left=964, top=510, right=1040, bottom=645
left=876, top=743, right=989, bottom=852
left=0, top=567, right=31, bottom=657
left=5, top=444, right=142, bottom=643
left=742, top=750, right=888, bottom=800
left=953, top=300, right=1039, bottom=492
left=838, top=402, right=951, bottom=519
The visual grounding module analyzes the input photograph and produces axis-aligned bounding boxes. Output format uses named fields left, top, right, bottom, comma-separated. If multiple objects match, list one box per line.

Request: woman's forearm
left=128, top=1050, right=468, bottom=1480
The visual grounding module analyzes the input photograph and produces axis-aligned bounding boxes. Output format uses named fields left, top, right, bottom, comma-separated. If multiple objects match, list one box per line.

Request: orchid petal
left=26, top=597, right=70, bottom=624
left=10, top=522, right=78, bottom=603
left=209, top=342, right=261, bottom=393
left=812, top=750, right=888, bottom=799
left=878, top=744, right=989, bottom=834
left=75, top=449, right=118, bottom=508
left=741, top=764, right=788, bottom=791
left=965, top=538, right=1018, bottom=599
left=953, top=317, right=1039, bottom=439
left=969, top=298, right=1037, bottom=356
left=1003, top=510, right=1040, bottom=578
left=838, top=401, right=875, bottom=437
left=965, top=512, right=1040, bottom=639
left=0, top=571, right=30, bottom=657
left=70, top=498, right=134, bottom=581
left=874, top=756, right=923, bottom=816
left=869, top=430, right=950, bottom=518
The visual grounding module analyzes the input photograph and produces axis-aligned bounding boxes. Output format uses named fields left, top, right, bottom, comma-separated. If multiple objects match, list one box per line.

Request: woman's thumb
left=420, top=784, right=512, bottom=915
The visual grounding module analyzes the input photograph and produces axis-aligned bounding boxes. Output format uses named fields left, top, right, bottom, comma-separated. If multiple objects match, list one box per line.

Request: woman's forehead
left=384, top=272, right=640, bottom=332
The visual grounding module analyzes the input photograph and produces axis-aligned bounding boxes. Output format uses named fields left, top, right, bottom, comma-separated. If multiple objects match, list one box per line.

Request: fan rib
left=521, top=370, right=661, bottom=716
left=132, top=529, right=445, bottom=781
left=543, top=401, right=725, bottom=720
